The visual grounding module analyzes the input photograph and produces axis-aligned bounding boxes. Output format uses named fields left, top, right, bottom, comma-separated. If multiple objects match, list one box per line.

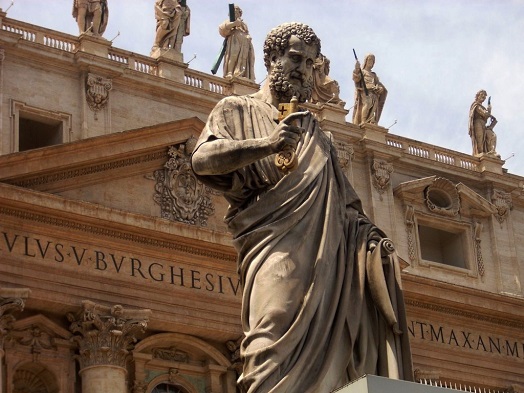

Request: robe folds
left=193, top=95, right=412, bottom=393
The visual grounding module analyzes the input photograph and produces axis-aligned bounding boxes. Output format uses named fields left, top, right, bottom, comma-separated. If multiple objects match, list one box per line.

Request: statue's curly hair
left=263, top=22, right=321, bottom=69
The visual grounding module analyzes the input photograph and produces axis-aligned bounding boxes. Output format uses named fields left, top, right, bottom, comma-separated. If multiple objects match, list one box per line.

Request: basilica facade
left=0, top=10, right=523, bottom=393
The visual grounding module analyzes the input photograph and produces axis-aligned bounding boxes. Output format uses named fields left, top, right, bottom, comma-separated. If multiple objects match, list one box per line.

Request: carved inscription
left=409, top=319, right=524, bottom=361
left=0, top=230, right=240, bottom=298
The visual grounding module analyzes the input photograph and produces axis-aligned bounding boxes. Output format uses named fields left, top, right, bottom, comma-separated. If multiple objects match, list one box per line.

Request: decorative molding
left=0, top=207, right=236, bottom=262
left=492, top=189, right=512, bottom=224
left=85, top=73, right=112, bottom=117
left=405, top=205, right=417, bottom=262
left=474, top=222, right=485, bottom=277
left=424, top=177, right=460, bottom=217
left=152, top=346, right=189, bottom=363
left=9, top=150, right=167, bottom=188
left=405, top=299, right=524, bottom=329
left=154, top=139, right=215, bottom=226
left=67, top=300, right=151, bottom=369
left=133, top=380, right=148, bottom=393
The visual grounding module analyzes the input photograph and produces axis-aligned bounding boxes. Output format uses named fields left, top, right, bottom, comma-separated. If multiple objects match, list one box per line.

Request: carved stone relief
left=85, top=73, right=112, bottom=118
left=491, top=189, right=512, bottom=224
left=424, top=177, right=460, bottom=217
left=334, top=141, right=354, bottom=170
left=153, top=346, right=189, bottom=363
left=474, top=222, right=485, bottom=277
left=0, top=288, right=30, bottom=348
left=67, top=300, right=151, bottom=369
left=371, top=159, right=393, bottom=195
left=154, top=138, right=216, bottom=226
left=226, top=336, right=243, bottom=375
left=405, top=205, right=417, bottom=262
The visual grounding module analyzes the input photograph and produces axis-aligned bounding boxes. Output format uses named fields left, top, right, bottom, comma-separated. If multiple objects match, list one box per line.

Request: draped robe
left=193, top=95, right=412, bottom=393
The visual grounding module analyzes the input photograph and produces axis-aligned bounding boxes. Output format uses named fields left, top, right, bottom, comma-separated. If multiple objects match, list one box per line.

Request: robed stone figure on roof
left=192, top=22, right=413, bottom=393
left=72, top=0, right=109, bottom=37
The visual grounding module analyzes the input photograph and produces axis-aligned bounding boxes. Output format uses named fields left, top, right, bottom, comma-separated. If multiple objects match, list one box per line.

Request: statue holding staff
left=352, top=53, right=387, bottom=126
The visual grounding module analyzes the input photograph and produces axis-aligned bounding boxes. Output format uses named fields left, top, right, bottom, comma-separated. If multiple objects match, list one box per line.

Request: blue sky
left=6, top=0, right=524, bottom=175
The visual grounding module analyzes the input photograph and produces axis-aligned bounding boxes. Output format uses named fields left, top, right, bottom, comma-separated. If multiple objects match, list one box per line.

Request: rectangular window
left=418, top=224, right=467, bottom=269
left=10, top=100, right=71, bottom=153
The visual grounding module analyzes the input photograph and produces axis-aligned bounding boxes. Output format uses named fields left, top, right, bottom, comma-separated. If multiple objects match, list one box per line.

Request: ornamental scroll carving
left=85, top=73, right=112, bottom=116
left=492, top=189, right=512, bottom=224
left=154, top=138, right=216, bottom=226
left=67, top=300, right=151, bottom=369
left=371, top=159, right=393, bottom=195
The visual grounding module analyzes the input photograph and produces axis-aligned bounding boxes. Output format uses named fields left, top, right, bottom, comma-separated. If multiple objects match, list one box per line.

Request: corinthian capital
left=67, top=300, right=151, bottom=369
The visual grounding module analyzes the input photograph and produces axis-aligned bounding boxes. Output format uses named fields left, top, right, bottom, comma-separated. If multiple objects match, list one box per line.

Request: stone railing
left=418, top=379, right=508, bottom=393
left=386, top=134, right=479, bottom=172
left=1, top=17, right=77, bottom=52
left=0, top=15, right=229, bottom=96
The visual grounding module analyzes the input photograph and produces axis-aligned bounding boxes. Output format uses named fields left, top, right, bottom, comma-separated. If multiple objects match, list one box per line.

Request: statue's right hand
left=268, top=111, right=309, bottom=153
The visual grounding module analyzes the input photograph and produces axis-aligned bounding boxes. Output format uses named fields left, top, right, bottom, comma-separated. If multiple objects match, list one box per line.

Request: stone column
left=68, top=300, right=151, bottom=393
left=0, top=287, right=31, bottom=393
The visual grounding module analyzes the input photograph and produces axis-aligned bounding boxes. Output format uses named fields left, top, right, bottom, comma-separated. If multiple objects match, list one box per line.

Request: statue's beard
left=269, top=61, right=312, bottom=103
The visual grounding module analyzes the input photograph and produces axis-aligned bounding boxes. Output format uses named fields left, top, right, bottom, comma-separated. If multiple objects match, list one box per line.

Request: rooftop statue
left=352, top=53, right=388, bottom=126
left=469, top=90, right=498, bottom=157
left=311, top=53, right=345, bottom=107
left=72, top=0, right=109, bottom=37
left=218, top=5, right=255, bottom=80
left=151, top=0, right=191, bottom=56
left=192, top=22, right=412, bottom=393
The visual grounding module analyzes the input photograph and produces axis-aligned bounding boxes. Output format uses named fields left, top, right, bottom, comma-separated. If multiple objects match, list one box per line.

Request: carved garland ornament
left=405, top=205, right=417, bottom=262
left=85, top=73, right=112, bottom=116
left=154, top=138, right=216, bottom=226
left=424, top=177, right=460, bottom=217
left=474, top=222, right=485, bottom=277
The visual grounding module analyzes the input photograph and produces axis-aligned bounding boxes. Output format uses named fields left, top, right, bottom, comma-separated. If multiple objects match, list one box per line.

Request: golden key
left=275, top=96, right=299, bottom=173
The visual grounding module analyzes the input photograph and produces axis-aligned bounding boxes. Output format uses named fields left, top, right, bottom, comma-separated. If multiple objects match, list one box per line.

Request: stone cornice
left=0, top=183, right=235, bottom=259
left=0, top=118, right=204, bottom=187
left=403, top=273, right=524, bottom=324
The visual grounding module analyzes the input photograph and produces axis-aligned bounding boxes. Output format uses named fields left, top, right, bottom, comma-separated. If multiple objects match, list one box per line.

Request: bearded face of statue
left=268, top=35, right=318, bottom=103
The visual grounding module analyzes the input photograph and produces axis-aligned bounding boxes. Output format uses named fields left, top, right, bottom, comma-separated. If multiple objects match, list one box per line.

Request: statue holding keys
left=192, top=22, right=412, bottom=393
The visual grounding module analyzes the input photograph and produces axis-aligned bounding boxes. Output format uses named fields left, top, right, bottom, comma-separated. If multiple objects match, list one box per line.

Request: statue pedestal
left=316, top=103, right=349, bottom=124
left=77, top=34, right=110, bottom=58
left=334, top=375, right=450, bottom=393
left=477, top=153, right=504, bottom=175
left=152, top=51, right=188, bottom=83
left=359, top=123, right=389, bottom=144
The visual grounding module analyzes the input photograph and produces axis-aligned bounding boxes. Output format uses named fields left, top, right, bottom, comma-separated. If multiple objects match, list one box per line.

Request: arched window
left=12, top=363, right=59, bottom=393
left=151, top=383, right=190, bottom=393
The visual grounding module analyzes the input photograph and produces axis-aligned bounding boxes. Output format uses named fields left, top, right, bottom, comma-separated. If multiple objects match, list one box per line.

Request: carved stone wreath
left=424, top=177, right=460, bottom=217
left=153, top=138, right=215, bottom=226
